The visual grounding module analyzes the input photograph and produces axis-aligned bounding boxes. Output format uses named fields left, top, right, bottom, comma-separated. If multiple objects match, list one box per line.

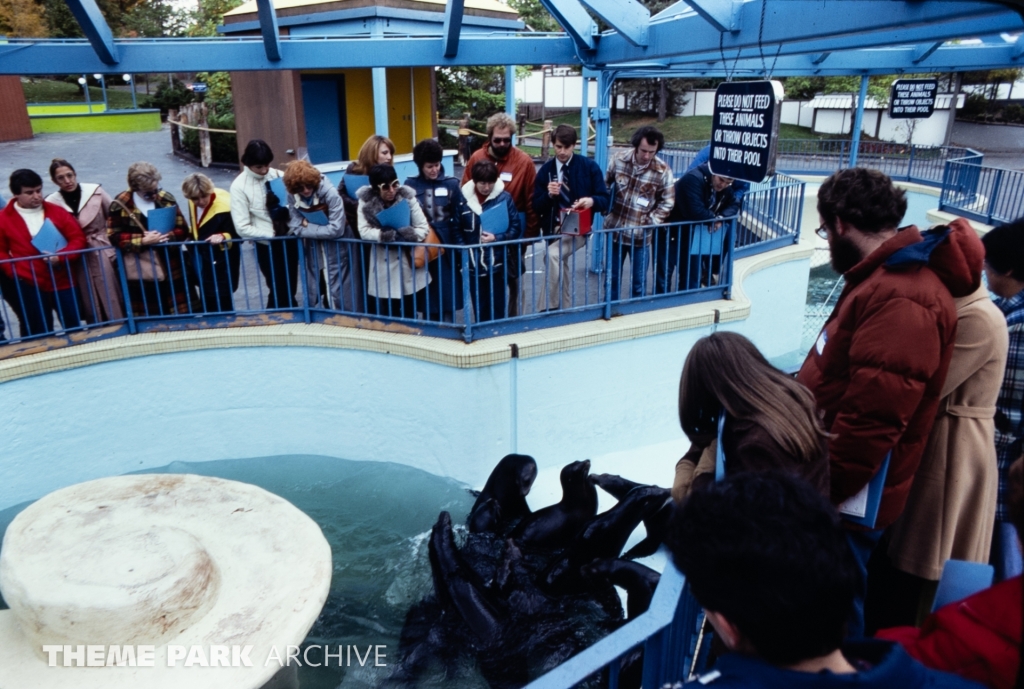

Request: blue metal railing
left=524, top=562, right=705, bottom=689
left=939, top=160, right=1024, bottom=226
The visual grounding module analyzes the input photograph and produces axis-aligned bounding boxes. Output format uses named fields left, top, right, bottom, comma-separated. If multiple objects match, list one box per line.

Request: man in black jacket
left=656, top=162, right=739, bottom=293
left=531, top=125, right=609, bottom=312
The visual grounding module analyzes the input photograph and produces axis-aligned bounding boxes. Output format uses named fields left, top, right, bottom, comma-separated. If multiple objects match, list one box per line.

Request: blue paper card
left=299, top=208, right=330, bottom=226
left=269, top=177, right=288, bottom=202
left=31, top=219, right=68, bottom=254
left=376, top=199, right=411, bottom=230
left=838, top=452, right=891, bottom=529
left=345, top=174, right=369, bottom=198
left=689, top=223, right=725, bottom=256
left=481, top=204, right=509, bottom=234
left=147, top=206, right=177, bottom=233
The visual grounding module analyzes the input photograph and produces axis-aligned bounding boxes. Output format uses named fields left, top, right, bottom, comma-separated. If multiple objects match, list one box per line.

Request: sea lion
left=592, top=473, right=673, bottom=559
left=580, top=558, right=661, bottom=619
left=428, top=511, right=506, bottom=645
left=540, top=485, right=667, bottom=595
left=468, top=454, right=538, bottom=534
left=512, top=460, right=598, bottom=551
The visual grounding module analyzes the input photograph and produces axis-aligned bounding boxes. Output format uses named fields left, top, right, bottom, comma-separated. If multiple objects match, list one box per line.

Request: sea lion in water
left=592, top=473, right=673, bottom=559
left=468, top=454, right=538, bottom=534
left=512, top=460, right=598, bottom=551
left=580, top=558, right=661, bottom=619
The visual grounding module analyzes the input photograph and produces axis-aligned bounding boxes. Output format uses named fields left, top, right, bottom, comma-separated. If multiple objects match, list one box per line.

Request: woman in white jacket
left=356, top=164, right=430, bottom=319
left=282, top=160, right=362, bottom=312
left=228, top=140, right=298, bottom=309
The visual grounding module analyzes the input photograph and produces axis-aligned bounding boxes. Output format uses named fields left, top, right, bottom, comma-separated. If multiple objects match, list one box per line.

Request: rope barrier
left=167, top=118, right=237, bottom=134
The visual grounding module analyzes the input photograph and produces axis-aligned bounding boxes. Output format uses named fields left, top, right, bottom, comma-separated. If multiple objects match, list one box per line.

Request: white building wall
left=814, top=110, right=851, bottom=135
left=780, top=100, right=801, bottom=125
left=874, top=109, right=953, bottom=147
left=798, top=103, right=815, bottom=128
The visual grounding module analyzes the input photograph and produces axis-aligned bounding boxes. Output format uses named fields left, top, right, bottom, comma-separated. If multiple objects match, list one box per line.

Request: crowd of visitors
left=0, top=115, right=740, bottom=340
left=670, top=166, right=1022, bottom=688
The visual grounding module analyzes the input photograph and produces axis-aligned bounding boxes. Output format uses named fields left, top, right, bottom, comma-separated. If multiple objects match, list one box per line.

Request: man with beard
left=462, top=113, right=539, bottom=316
left=797, top=168, right=976, bottom=639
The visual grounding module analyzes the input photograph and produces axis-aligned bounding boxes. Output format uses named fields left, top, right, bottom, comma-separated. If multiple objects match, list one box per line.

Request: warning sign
left=889, top=79, right=937, bottom=119
left=709, top=80, right=783, bottom=184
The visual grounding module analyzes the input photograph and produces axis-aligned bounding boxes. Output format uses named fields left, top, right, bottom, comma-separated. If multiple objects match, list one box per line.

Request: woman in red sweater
left=0, top=168, right=86, bottom=337
left=877, top=457, right=1023, bottom=689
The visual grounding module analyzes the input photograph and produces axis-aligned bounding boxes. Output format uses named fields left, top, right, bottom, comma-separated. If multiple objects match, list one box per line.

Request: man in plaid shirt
left=982, top=219, right=1024, bottom=580
left=604, top=126, right=675, bottom=299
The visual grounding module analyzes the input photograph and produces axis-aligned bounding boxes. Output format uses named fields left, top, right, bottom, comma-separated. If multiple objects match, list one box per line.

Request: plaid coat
left=995, top=289, right=1024, bottom=521
left=603, top=149, right=674, bottom=244
left=107, top=189, right=191, bottom=316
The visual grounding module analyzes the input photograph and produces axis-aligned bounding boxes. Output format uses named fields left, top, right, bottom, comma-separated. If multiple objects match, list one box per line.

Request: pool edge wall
left=0, top=241, right=812, bottom=511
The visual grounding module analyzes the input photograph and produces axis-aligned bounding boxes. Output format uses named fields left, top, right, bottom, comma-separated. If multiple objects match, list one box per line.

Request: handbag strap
left=108, top=198, right=149, bottom=235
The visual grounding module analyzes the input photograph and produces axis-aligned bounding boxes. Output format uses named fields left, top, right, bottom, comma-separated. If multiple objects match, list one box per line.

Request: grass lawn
left=21, top=78, right=148, bottom=110
left=540, top=112, right=842, bottom=144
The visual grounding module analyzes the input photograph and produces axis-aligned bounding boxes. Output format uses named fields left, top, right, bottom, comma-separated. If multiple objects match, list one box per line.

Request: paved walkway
left=0, top=126, right=238, bottom=201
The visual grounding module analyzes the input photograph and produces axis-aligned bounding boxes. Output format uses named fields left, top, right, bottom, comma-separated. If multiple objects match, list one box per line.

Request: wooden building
left=0, top=76, right=34, bottom=143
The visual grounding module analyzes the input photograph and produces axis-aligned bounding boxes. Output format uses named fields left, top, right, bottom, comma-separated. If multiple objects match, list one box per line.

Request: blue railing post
left=114, top=249, right=137, bottom=335
left=988, top=168, right=1005, bottom=225
left=603, top=231, right=614, bottom=320
left=297, top=238, right=311, bottom=324
left=461, top=247, right=473, bottom=343
left=939, top=160, right=953, bottom=211
left=907, top=144, right=916, bottom=182
left=839, top=140, right=848, bottom=168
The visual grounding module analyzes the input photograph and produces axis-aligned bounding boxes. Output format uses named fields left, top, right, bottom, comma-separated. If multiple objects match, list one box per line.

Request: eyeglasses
left=377, top=179, right=401, bottom=192
left=491, top=137, right=512, bottom=144
left=140, top=188, right=161, bottom=200
left=815, top=224, right=829, bottom=240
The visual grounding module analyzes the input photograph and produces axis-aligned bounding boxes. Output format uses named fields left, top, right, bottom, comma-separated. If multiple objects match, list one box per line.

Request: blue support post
left=64, top=0, right=119, bottom=65
left=591, top=70, right=613, bottom=274
left=126, top=74, right=137, bottom=110
left=849, top=74, right=869, bottom=168
left=372, top=68, right=389, bottom=136
left=255, top=0, right=282, bottom=61
left=442, top=0, right=465, bottom=58
left=505, top=64, right=515, bottom=117
left=580, top=75, right=589, bottom=157
left=80, top=75, right=93, bottom=113
left=96, top=73, right=108, bottom=111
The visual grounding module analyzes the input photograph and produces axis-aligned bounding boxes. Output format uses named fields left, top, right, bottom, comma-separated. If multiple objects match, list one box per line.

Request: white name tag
left=815, top=330, right=828, bottom=356
left=500, top=171, right=513, bottom=182
left=434, top=187, right=448, bottom=197
left=637, top=196, right=650, bottom=208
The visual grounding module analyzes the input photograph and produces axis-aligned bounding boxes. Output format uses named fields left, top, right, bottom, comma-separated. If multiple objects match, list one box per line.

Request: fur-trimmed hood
left=356, top=184, right=417, bottom=229
left=461, top=178, right=506, bottom=215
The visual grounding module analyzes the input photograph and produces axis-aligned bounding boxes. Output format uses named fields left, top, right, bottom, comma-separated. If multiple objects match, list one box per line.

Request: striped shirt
left=995, top=289, right=1024, bottom=521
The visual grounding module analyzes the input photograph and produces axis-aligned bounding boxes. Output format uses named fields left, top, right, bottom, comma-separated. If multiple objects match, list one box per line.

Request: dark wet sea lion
left=580, top=558, right=661, bottom=619
left=540, top=485, right=666, bottom=595
left=512, top=460, right=598, bottom=551
left=592, top=473, right=673, bottom=559
left=428, top=511, right=505, bottom=645
left=468, top=454, right=538, bottom=534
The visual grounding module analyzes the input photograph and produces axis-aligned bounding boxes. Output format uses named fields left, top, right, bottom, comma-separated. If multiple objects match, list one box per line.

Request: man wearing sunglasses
left=461, top=112, right=539, bottom=316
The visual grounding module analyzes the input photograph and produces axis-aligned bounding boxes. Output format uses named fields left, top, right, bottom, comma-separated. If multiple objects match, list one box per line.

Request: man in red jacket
left=462, top=113, right=539, bottom=317
left=0, top=169, right=87, bottom=337
left=797, top=168, right=976, bottom=638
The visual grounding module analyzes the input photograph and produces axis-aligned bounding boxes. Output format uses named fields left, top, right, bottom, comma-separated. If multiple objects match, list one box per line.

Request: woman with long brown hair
left=340, top=135, right=395, bottom=232
left=674, top=331, right=830, bottom=501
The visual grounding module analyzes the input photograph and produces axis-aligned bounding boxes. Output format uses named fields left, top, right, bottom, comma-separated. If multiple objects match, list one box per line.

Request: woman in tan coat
left=884, top=282, right=1008, bottom=619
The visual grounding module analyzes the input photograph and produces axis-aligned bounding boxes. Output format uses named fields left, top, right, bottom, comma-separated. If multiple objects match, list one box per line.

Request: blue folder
left=30, top=219, right=68, bottom=254
left=269, top=177, right=288, bottom=202
left=345, top=174, right=370, bottom=198
left=299, top=208, right=330, bottom=226
left=838, top=452, right=891, bottom=529
left=480, top=204, right=509, bottom=234
left=689, top=223, right=725, bottom=256
left=377, top=199, right=410, bottom=230
left=146, top=206, right=178, bottom=233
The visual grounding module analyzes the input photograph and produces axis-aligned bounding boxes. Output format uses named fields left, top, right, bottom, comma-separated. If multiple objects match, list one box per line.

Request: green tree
left=782, top=75, right=893, bottom=103
left=120, top=0, right=187, bottom=37
left=436, top=66, right=506, bottom=121
left=506, top=0, right=559, bottom=32
left=0, top=0, right=50, bottom=37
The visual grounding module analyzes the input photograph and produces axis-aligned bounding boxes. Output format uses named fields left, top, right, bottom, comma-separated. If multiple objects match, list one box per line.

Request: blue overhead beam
left=442, top=0, right=465, bottom=57
left=576, top=0, right=650, bottom=47
left=595, top=1, right=1021, bottom=64
left=682, top=0, right=741, bottom=32
left=255, top=0, right=282, bottom=61
left=912, top=41, right=943, bottom=63
left=219, top=6, right=523, bottom=34
left=0, top=34, right=577, bottom=73
left=811, top=52, right=830, bottom=64
left=538, top=0, right=596, bottom=52
left=651, top=1, right=696, bottom=23
left=63, top=0, right=119, bottom=65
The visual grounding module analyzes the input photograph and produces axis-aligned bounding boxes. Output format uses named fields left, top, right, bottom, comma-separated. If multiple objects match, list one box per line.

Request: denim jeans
left=992, top=519, right=1023, bottom=581
left=10, top=280, right=81, bottom=337
left=608, top=239, right=650, bottom=301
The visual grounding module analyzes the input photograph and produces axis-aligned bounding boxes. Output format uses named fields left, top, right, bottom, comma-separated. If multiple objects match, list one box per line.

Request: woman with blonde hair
left=180, top=173, right=239, bottom=313
left=674, top=331, right=830, bottom=501
left=107, top=161, right=191, bottom=317
left=46, top=158, right=124, bottom=323
left=340, top=135, right=395, bottom=231
left=282, top=160, right=361, bottom=311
